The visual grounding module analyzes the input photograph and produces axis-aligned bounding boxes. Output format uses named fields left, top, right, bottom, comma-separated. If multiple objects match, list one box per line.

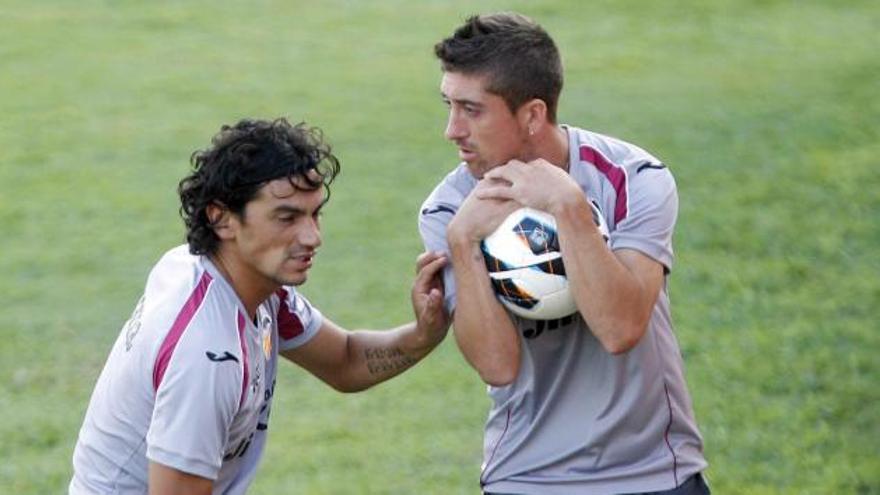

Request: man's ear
left=519, top=98, right=548, bottom=136
left=206, top=203, right=235, bottom=240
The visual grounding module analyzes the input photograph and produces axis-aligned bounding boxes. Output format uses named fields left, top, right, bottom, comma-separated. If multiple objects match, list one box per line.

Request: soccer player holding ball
left=419, top=13, right=710, bottom=495
left=70, top=118, right=449, bottom=494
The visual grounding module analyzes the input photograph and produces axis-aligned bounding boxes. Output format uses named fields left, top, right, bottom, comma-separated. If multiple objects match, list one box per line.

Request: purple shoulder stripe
left=579, top=145, right=629, bottom=224
left=236, top=311, right=249, bottom=408
left=152, top=271, right=214, bottom=391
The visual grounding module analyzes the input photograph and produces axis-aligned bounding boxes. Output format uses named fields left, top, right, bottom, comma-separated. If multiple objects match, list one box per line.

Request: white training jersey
left=419, top=126, right=707, bottom=494
left=70, top=245, right=322, bottom=494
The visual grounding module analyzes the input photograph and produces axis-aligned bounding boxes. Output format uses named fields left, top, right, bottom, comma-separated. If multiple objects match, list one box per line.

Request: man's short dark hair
left=178, top=118, right=341, bottom=255
left=434, top=12, right=563, bottom=122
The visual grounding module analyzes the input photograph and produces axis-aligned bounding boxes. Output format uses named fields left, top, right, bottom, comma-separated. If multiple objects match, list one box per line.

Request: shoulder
left=271, top=286, right=324, bottom=350
left=144, top=246, right=211, bottom=305
left=420, top=164, right=476, bottom=213
left=140, top=248, right=245, bottom=389
left=571, top=128, right=677, bottom=205
left=566, top=126, right=675, bottom=227
left=133, top=247, right=218, bottom=350
left=419, top=164, right=475, bottom=236
left=568, top=126, right=665, bottom=176
left=143, top=248, right=230, bottom=331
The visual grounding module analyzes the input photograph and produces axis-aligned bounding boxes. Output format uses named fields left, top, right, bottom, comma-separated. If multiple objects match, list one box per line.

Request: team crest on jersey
left=260, top=314, right=273, bottom=359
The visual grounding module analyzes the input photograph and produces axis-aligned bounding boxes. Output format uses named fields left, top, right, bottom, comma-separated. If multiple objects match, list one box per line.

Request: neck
left=528, top=125, right=570, bottom=171
left=209, top=251, right=277, bottom=320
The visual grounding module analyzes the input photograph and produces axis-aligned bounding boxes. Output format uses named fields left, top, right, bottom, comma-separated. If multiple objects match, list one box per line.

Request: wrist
left=406, top=321, right=443, bottom=356
left=548, top=192, right=589, bottom=219
left=447, top=227, right=482, bottom=253
left=448, top=237, right=486, bottom=273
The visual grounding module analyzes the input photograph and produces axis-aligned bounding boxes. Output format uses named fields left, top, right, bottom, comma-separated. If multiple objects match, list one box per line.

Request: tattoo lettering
left=364, top=347, right=417, bottom=376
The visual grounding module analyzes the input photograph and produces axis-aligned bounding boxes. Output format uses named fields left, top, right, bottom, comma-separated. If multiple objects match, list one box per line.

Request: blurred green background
left=1, top=1, right=877, bottom=493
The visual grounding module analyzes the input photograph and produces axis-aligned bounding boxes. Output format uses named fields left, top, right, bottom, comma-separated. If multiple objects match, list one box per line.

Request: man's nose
left=444, top=111, right=467, bottom=141
left=299, top=218, right=322, bottom=248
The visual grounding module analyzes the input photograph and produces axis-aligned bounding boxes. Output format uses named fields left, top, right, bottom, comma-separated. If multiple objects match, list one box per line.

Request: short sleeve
left=419, top=200, right=458, bottom=313
left=276, top=287, right=323, bottom=351
left=608, top=167, right=678, bottom=272
left=146, top=307, right=242, bottom=480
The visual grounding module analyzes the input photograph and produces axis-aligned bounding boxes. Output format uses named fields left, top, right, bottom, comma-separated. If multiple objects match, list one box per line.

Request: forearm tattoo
left=364, top=347, right=417, bottom=376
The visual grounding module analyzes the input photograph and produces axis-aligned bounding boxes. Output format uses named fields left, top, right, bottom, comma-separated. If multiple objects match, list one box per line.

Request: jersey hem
left=610, top=239, right=673, bottom=273
left=482, top=465, right=705, bottom=495
left=147, top=444, right=219, bottom=481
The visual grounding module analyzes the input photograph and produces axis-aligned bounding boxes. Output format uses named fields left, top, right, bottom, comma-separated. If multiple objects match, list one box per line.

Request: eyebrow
left=441, top=92, right=484, bottom=108
left=272, top=199, right=328, bottom=217
left=273, top=205, right=307, bottom=217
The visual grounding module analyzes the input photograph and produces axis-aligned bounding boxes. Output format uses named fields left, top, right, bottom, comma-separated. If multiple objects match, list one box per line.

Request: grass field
left=1, top=1, right=878, bottom=493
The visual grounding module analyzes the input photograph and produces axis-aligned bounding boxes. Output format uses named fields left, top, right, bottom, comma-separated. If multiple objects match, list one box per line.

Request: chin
left=466, top=162, right=490, bottom=179
left=275, top=273, right=307, bottom=287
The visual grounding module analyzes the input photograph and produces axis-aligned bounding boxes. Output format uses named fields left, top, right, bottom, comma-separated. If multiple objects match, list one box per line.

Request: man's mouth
left=458, top=147, right=477, bottom=161
left=289, top=251, right=316, bottom=267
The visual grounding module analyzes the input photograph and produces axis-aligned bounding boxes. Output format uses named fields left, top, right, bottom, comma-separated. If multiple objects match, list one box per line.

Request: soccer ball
left=480, top=203, right=609, bottom=320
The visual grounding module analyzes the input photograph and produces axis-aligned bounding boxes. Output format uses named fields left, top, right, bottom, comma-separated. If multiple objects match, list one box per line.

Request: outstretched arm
left=281, top=252, right=450, bottom=392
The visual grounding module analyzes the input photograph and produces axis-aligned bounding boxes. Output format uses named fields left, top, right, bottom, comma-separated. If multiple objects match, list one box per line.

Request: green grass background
left=1, top=0, right=878, bottom=493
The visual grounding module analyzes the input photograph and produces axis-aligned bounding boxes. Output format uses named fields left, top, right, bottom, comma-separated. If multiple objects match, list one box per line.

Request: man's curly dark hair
left=178, top=118, right=341, bottom=255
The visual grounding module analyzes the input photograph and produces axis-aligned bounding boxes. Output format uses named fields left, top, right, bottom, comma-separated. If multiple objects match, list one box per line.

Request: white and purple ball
left=480, top=204, right=609, bottom=320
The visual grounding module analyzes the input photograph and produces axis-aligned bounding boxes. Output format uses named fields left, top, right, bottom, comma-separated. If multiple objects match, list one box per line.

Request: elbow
left=604, top=338, right=638, bottom=355
left=325, top=376, right=371, bottom=394
left=464, top=341, right=520, bottom=386
left=599, top=321, right=648, bottom=355
left=334, top=384, right=368, bottom=394
left=477, top=361, right=519, bottom=387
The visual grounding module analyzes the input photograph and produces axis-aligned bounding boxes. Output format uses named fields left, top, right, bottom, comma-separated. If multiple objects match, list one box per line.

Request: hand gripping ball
left=480, top=203, right=609, bottom=320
